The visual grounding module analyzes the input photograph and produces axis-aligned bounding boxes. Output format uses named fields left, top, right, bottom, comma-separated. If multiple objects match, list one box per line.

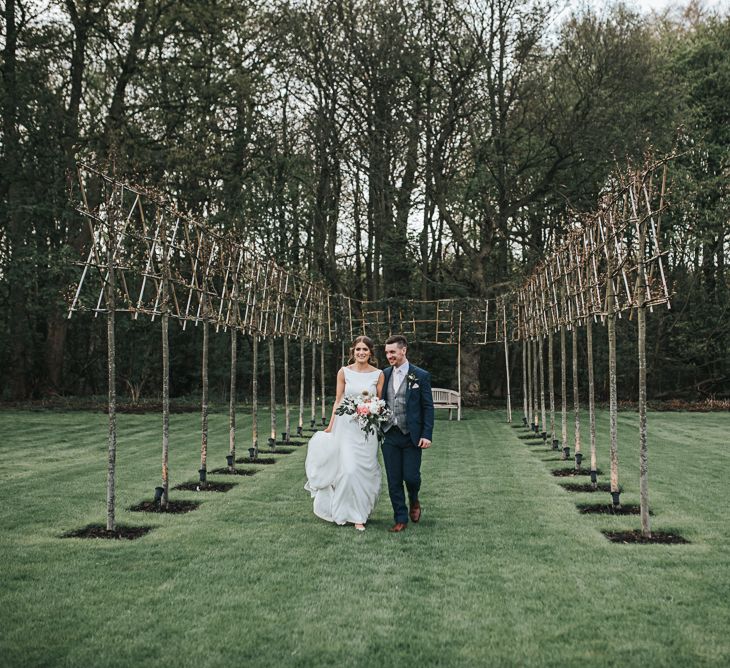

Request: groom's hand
left=418, top=438, right=431, bottom=449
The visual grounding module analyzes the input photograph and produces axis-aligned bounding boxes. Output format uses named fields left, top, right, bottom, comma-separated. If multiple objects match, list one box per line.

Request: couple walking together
left=304, top=335, right=434, bottom=532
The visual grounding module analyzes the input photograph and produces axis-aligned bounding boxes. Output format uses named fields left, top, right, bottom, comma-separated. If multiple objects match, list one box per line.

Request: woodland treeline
left=0, top=0, right=728, bottom=402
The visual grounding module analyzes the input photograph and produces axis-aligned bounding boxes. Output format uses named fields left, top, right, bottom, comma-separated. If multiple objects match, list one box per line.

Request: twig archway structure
left=68, top=156, right=673, bottom=539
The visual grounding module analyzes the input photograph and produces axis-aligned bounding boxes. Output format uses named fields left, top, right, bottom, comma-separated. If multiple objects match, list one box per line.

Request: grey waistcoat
left=386, top=371, right=409, bottom=433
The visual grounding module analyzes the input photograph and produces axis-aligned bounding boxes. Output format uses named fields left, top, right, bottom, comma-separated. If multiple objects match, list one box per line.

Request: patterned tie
left=394, top=368, right=403, bottom=393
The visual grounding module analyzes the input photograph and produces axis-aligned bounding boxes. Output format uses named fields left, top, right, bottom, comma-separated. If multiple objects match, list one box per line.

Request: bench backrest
left=432, top=388, right=460, bottom=405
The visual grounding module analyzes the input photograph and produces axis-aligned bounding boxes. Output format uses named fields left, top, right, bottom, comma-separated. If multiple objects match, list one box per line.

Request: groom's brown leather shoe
left=409, top=501, right=422, bottom=523
left=389, top=522, right=407, bottom=533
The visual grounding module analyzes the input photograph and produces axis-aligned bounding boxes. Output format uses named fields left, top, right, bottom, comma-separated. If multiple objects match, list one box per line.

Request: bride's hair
left=348, top=335, right=377, bottom=366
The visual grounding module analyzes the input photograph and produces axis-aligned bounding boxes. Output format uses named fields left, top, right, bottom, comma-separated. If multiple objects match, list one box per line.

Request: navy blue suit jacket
left=382, top=364, right=435, bottom=447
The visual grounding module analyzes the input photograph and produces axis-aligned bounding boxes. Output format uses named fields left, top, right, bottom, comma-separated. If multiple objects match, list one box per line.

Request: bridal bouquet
left=335, top=390, right=392, bottom=443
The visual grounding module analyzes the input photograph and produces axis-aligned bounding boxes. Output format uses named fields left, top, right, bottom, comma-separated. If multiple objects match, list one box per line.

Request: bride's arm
left=376, top=371, right=385, bottom=399
left=324, top=368, right=346, bottom=433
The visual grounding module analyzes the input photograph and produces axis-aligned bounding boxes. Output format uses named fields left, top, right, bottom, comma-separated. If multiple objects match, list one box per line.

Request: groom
left=382, top=335, right=434, bottom=533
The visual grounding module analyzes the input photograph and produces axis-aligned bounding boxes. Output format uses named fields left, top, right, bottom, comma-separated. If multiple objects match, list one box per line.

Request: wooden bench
left=432, top=388, right=461, bottom=421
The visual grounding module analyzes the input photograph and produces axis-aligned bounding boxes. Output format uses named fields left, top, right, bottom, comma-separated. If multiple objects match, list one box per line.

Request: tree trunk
left=199, top=318, right=209, bottom=483
left=229, top=328, right=237, bottom=471
left=106, top=212, right=117, bottom=531
left=572, top=326, right=582, bottom=469
left=587, top=316, right=597, bottom=488
left=548, top=328, right=557, bottom=448
left=459, top=344, right=481, bottom=406
left=607, top=276, right=620, bottom=507
left=269, top=338, right=276, bottom=449
left=638, top=228, right=651, bottom=537
left=538, top=335, right=546, bottom=438
left=298, top=337, right=305, bottom=435
left=161, top=286, right=170, bottom=508
left=320, top=342, right=326, bottom=425
left=310, top=341, right=316, bottom=427
left=526, top=337, right=533, bottom=427
left=252, top=336, right=259, bottom=456
left=522, top=339, right=528, bottom=425
left=560, top=324, right=568, bottom=459
left=283, top=335, right=290, bottom=442
left=503, top=310, right=511, bottom=423
left=532, top=338, right=539, bottom=432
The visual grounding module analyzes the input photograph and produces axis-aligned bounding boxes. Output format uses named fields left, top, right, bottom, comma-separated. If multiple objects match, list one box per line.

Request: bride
left=304, top=336, right=384, bottom=531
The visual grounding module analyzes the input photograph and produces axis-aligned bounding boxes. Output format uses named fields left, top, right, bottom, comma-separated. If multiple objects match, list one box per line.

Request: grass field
left=0, top=407, right=728, bottom=667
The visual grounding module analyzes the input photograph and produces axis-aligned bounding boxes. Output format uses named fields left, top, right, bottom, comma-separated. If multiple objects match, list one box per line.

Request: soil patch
left=210, top=467, right=259, bottom=475
left=234, top=458, right=276, bottom=465
left=62, top=524, right=154, bottom=540
left=266, top=448, right=294, bottom=454
left=552, top=468, right=603, bottom=477
left=130, top=500, right=201, bottom=513
left=602, top=530, right=689, bottom=544
left=577, top=503, right=652, bottom=515
left=560, top=482, right=613, bottom=493
left=276, top=441, right=305, bottom=446
left=173, top=481, right=236, bottom=492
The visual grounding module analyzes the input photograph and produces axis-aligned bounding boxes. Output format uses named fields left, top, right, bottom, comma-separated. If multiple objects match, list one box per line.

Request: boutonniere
left=407, top=372, right=419, bottom=389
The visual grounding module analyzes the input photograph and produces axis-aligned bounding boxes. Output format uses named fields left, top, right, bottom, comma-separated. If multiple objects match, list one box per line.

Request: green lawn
left=0, top=407, right=728, bottom=667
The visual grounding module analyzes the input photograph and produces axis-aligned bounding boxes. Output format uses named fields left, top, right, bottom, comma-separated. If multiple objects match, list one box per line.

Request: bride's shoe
left=355, top=523, right=366, bottom=531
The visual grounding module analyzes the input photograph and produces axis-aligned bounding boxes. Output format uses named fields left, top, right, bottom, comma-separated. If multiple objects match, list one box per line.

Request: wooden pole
left=268, top=337, right=276, bottom=449
left=572, top=325, right=581, bottom=469
left=106, top=201, right=117, bottom=530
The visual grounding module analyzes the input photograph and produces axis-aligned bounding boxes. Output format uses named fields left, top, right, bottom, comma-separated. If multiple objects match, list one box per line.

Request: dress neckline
left=345, top=366, right=381, bottom=375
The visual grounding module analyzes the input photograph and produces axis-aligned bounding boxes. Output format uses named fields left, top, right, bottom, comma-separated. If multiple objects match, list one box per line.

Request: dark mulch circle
left=209, top=467, right=259, bottom=475
left=267, top=448, right=294, bottom=454
left=234, top=458, right=276, bottom=465
left=518, top=433, right=543, bottom=440
left=276, top=440, right=305, bottom=446
left=602, top=530, right=689, bottom=544
left=552, top=468, right=603, bottom=477
left=173, top=481, right=237, bottom=493
left=577, top=503, right=652, bottom=515
left=560, top=482, right=613, bottom=493
left=62, top=524, right=154, bottom=540
left=129, top=500, right=201, bottom=513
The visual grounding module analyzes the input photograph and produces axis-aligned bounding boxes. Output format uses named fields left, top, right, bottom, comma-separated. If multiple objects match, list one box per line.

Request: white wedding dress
left=304, top=367, right=383, bottom=525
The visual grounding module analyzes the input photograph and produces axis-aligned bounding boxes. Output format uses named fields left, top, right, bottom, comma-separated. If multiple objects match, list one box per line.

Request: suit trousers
left=381, top=427, right=422, bottom=524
